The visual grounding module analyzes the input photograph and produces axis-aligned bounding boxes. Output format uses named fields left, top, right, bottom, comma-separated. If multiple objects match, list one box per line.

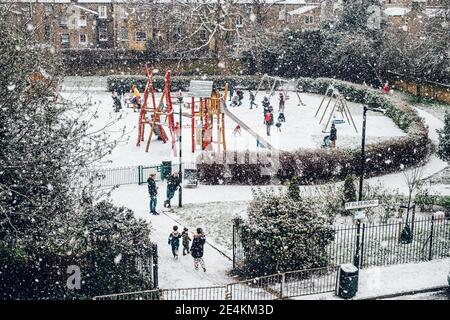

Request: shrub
left=239, top=188, right=335, bottom=277
left=437, top=112, right=450, bottom=162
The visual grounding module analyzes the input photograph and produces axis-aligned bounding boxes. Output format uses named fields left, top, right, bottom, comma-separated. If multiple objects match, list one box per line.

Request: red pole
left=191, top=96, right=195, bottom=153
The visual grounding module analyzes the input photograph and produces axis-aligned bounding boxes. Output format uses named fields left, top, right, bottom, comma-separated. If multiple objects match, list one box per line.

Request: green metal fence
left=233, top=216, right=450, bottom=271
left=79, top=162, right=197, bottom=188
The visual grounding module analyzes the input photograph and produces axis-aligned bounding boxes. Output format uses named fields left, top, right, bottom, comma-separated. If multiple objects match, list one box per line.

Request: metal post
left=178, top=95, right=183, bottom=208
left=138, top=165, right=143, bottom=185
left=232, top=222, right=236, bottom=270
left=152, top=244, right=159, bottom=289
left=428, top=215, right=435, bottom=260
left=354, top=106, right=368, bottom=269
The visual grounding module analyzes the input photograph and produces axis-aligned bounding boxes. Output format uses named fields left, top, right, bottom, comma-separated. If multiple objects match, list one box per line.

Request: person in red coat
left=383, top=82, right=391, bottom=94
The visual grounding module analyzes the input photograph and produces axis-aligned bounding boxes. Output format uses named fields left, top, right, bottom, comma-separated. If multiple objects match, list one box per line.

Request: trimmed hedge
left=108, top=74, right=430, bottom=184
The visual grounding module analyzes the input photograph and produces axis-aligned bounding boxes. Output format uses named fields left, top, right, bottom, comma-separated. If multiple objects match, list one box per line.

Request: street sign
left=187, top=80, right=213, bottom=98
left=345, top=199, right=379, bottom=210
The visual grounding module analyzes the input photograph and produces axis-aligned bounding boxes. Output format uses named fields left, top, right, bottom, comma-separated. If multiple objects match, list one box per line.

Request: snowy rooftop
left=384, top=7, right=411, bottom=16
left=288, top=5, right=318, bottom=15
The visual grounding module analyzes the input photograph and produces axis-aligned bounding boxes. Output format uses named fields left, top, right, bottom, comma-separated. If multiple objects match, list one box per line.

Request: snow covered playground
left=61, top=73, right=447, bottom=291
left=62, top=74, right=405, bottom=168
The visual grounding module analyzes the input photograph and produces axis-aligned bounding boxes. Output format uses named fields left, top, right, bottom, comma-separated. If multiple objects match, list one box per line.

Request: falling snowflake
left=114, top=253, right=122, bottom=264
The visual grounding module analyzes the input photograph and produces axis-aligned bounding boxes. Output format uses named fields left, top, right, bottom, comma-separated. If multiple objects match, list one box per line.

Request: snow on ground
left=61, top=79, right=406, bottom=168
left=294, top=258, right=450, bottom=300
left=226, top=92, right=406, bottom=150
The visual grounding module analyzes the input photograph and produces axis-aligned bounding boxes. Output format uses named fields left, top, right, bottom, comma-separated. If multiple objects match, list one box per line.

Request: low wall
left=393, top=79, right=450, bottom=104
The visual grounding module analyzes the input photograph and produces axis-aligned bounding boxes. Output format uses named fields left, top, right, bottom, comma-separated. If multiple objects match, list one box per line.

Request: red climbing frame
left=137, top=64, right=168, bottom=146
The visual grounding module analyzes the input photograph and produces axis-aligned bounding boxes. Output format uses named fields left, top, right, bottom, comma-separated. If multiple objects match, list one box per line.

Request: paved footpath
left=110, top=183, right=234, bottom=289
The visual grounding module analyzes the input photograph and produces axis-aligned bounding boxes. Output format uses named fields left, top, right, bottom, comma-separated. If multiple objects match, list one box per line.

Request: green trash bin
left=161, top=161, right=172, bottom=181
left=337, top=263, right=359, bottom=299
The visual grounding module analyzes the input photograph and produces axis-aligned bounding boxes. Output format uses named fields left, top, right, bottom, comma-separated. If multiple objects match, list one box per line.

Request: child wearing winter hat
left=181, top=227, right=191, bottom=256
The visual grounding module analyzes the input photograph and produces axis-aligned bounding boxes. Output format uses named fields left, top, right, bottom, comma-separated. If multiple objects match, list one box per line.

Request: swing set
left=255, top=74, right=305, bottom=106
left=315, top=85, right=358, bottom=133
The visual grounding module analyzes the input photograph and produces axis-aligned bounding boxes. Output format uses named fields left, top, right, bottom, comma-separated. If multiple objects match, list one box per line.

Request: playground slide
left=222, top=105, right=277, bottom=151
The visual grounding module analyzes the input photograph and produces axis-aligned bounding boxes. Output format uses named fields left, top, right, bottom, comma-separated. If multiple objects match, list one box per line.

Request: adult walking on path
left=191, top=228, right=207, bottom=272
left=165, top=172, right=180, bottom=208
left=147, top=173, right=159, bottom=215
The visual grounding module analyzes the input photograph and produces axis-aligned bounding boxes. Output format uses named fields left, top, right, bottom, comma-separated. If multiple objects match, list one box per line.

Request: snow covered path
left=294, top=258, right=450, bottom=300
left=109, top=182, right=234, bottom=289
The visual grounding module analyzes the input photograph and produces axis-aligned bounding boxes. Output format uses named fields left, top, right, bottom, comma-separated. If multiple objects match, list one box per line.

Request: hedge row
left=107, top=74, right=430, bottom=184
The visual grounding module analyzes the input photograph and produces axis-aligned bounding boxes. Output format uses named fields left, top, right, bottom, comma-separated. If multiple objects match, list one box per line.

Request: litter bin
left=161, top=161, right=172, bottom=181
left=337, top=263, right=359, bottom=299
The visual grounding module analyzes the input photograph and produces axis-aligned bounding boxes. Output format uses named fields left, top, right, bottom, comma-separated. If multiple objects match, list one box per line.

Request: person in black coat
left=147, top=173, right=158, bottom=215
left=164, top=172, right=180, bottom=208
left=330, top=123, right=337, bottom=149
left=112, top=91, right=122, bottom=112
left=190, top=228, right=206, bottom=272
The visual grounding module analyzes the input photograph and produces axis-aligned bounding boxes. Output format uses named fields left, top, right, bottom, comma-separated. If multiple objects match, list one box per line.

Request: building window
left=45, top=6, right=53, bottom=16
left=61, top=33, right=70, bottom=48
left=44, top=24, right=52, bottom=40
left=59, top=16, right=68, bottom=27
left=79, top=34, right=87, bottom=44
left=121, top=7, right=128, bottom=19
left=236, top=15, right=243, bottom=28
left=98, top=5, right=107, bottom=19
left=278, top=9, right=286, bottom=21
left=304, top=15, right=314, bottom=25
left=199, top=29, right=207, bottom=43
left=135, top=31, right=147, bottom=42
left=98, top=27, right=108, bottom=41
left=79, top=14, right=87, bottom=27
left=173, top=26, right=182, bottom=42
left=121, top=27, right=128, bottom=40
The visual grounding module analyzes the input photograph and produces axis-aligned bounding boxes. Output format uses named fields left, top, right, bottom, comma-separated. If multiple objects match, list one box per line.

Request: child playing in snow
left=278, top=92, right=285, bottom=112
left=276, top=122, right=282, bottom=132
left=130, top=84, right=141, bottom=111
left=168, top=226, right=182, bottom=259
left=112, top=91, right=122, bottom=112
left=233, top=124, right=242, bottom=136
left=231, top=94, right=239, bottom=107
left=249, top=91, right=257, bottom=109
left=236, top=90, right=244, bottom=106
left=182, top=227, right=191, bottom=256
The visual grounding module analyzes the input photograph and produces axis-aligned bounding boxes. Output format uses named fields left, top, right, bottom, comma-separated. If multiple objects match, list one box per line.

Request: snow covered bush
left=0, top=11, right=153, bottom=299
left=343, top=175, right=357, bottom=205
left=437, top=112, right=450, bottom=162
left=238, top=189, right=334, bottom=278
